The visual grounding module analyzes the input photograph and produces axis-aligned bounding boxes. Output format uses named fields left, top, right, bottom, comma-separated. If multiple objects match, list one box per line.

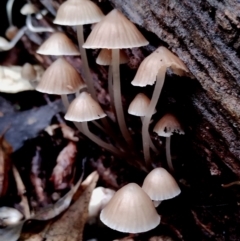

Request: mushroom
left=0, top=207, right=23, bottom=227
left=153, top=114, right=184, bottom=172
left=53, top=0, right=104, bottom=100
left=83, top=9, right=149, bottom=147
left=142, top=167, right=181, bottom=207
left=100, top=183, right=160, bottom=233
left=131, top=46, right=188, bottom=166
left=20, top=3, right=54, bottom=33
left=36, top=57, right=86, bottom=109
left=21, top=63, right=38, bottom=88
left=65, top=91, right=122, bottom=156
left=128, top=93, right=158, bottom=153
left=36, top=32, right=80, bottom=56
left=6, top=0, right=18, bottom=40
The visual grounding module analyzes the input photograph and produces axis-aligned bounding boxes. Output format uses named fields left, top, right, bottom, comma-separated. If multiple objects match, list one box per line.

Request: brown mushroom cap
left=53, top=0, right=104, bottom=26
left=21, top=63, right=37, bottom=81
left=83, top=9, right=149, bottom=49
left=128, top=93, right=156, bottom=117
left=96, top=49, right=128, bottom=66
left=153, top=114, right=184, bottom=137
left=131, top=46, right=188, bottom=87
left=142, top=167, right=181, bottom=201
left=100, top=183, right=160, bottom=233
left=36, top=32, right=80, bottom=56
left=36, top=57, right=85, bottom=94
left=64, top=92, right=106, bottom=122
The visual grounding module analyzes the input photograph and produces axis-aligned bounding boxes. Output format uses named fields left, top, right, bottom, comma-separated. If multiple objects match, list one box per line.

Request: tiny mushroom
left=100, top=183, right=160, bottom=233
left=142, top=167, right=181, bottom=207
left=128, top=93, right=158, bottom=153
left=153, top=114, right=184, bottom=172
left=65, top=91, right=122, bottom=156
left=0, top=206, right=23, bottom=227
left=36, top=58, right=85, bottom=108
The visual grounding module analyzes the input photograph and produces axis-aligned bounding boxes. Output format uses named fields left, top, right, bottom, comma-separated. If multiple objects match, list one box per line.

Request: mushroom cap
left=54, top=0, right=104, bottom=26
left=83, top=9, right=149, bottom=49
left=128, top=93, right=156, bottom=117
left=96, top=49, right=128, bottom=66
left=20, top=3, right=38, bottom=15
left=64, top=92, right=107, bottom=122
left=37, top=32, right=80, bottom=56
left=5, top=26, right=18, bottom=40
left=36, top=58, right=85, bottom=94
left=153, top=113, right=184, bottom=137
left=100, top=183, right=160, bottom=233
left=142, top=167, right=181, bottom=201
left=21, top=63, right=37, bottom=81
left=0, top=207, right=23, bottom=226
left=131, top=46, right=188, bottom=87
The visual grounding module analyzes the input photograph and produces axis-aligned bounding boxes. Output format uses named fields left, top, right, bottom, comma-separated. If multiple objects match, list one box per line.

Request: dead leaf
left=50, top=142, right=77, bottom=190
left=0, top=132, right=12, bottom=196
left=21, top=171, right=99, bottom=241
left=0, top=65, right=43, bottom=93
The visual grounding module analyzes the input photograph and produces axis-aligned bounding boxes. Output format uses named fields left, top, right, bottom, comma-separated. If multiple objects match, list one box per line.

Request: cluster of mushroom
left=100, top=167, right=181, bottom=233
left=33, top=0, right=189, bottom=172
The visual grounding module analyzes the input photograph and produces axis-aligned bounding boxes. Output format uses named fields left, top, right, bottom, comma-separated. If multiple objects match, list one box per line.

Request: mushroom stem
left=6, top=0, right=15, bottom=26
left=0, top=26, right=27, bottom=51
left=142, top=67, right=166, bottom=167
left=77, top=121, right=123, bottom=156
left=26, top=15, right=54, bottom=33
left=61, top=94, right=69, bottom=110
left=140, top=117, right=158, bottom=153
left=112, top=49, right=133, bottom=147
left=166, top=136, right=174, bottom=173
left=108, top=65, right=115, bottom=113
left=76, top=25, right=96, bottom=100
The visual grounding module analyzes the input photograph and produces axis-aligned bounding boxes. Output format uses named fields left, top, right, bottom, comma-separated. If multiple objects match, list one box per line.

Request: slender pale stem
left=26, top=15, right=54, bottom=33
left=112, top=49, right=133, bottom=146
left=108, top=65, right=115, bottom=112
left=6, top=0, right=15, bottom=26
left=141, top=117, right=158, bottom=153
left=166, top=136, right=174, bottom=172
left=80, top=122, right=123, bottom=156
left=61, top=94, right=69, bottom=110
left=76, top=25, right=96, bottom=100
left=142, top=67, right=166, bottom=167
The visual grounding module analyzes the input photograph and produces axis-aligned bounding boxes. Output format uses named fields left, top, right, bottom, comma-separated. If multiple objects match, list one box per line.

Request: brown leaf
left=21, top=171, right=99, bottom=241
left=0, top=132, right=12, bottom=196
left=50, top=142, right=77, bottom=190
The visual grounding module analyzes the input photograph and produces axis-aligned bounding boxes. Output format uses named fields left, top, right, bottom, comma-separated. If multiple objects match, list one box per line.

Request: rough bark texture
left=6, top=0, right=240, bottom=240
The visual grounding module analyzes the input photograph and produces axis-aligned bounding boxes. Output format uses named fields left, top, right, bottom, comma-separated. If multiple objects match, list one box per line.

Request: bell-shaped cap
left=65, top=92, right=107, bottom=122
left=54, top=0, right=104, bottom=26
left=153, top=114, right=184, bottom=137
left=131, top=46, right=188, bottom=87
left=36, top=58, right=85, bottom=94
left=96, top=49, right=128, bottom=66
left=37, top=32, right=80, bottom=56
left=20, top=3, right=38, bottom=15
left=142, top=167, right=181, bottom=201
left=83, top=9, right=149, bottom=49
left=21, top=63, right=37, bottom=81
left=100, top=183, right=160, bottom=233
left=128, top=93, right=156, bottom=117
left=5, top=26, right=18, bottom=40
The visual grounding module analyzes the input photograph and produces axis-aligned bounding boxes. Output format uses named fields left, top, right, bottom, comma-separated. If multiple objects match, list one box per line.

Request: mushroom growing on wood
left=142, top=167, right=181, bottom=207
left=100, top=183, right=160, bottom=233
left=153, top=114, right=184, bottom=172
left=131, top=46, right=188, bottom=166
left=83, top=9, right=149, bottom=147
